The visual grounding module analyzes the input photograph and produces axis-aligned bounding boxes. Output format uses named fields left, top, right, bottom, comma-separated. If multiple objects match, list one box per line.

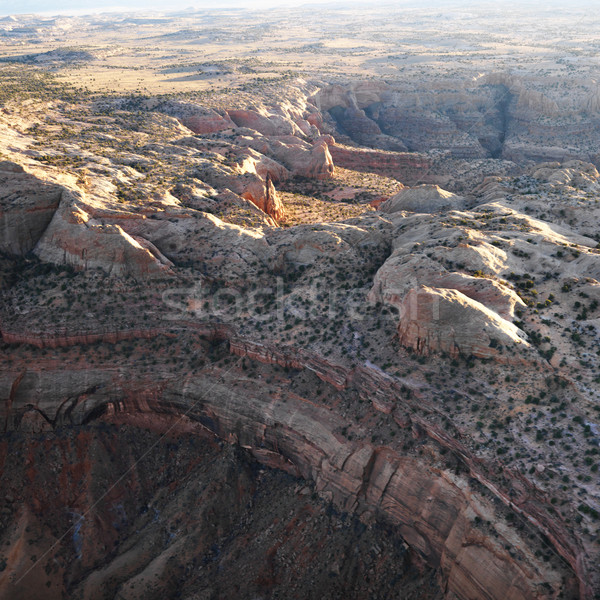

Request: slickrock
left=227, top=109, right=301, bottom=137
left=242, top=135, right=335, bottom=179
left=157, top=100, right=237, bottom=134
left=0, top=162, right=63, bottom=255
left=213, top=189, right=278, bottom=227
left=379, top=184, right=465, bottom=214
left=34, top=199, right=173, bottom=278
left=369, top=253, right=524, bottom=320
left=180, top=109, right=235, bottom=135
left=530, top=160, right=600, bottom=187
left=396, top=286, right=529, bottom=358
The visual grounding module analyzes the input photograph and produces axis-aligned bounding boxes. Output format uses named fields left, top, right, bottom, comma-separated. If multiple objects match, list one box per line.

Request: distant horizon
left=1, top=0, right=597, bottom=19
left=3, top=0, right=271, bottom=18
left=4, top=0, right=330, bottom=18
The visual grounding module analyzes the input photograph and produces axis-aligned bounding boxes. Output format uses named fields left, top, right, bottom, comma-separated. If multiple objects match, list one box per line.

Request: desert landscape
left=0, top=2, right=600, bottom=599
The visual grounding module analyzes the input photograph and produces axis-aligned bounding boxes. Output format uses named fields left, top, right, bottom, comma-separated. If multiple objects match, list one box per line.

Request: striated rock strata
left=396, top=286, right=530, bottom=359
left=328, top=143, right=432, bottom=184
left=0, top=328, right=587, bottom=600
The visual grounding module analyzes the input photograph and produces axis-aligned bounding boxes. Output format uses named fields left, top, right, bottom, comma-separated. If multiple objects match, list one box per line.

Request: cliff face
left=0, top=162, right=63, bottom=255
left=313, top=78, right=600, bottom=166
left=0, top=329, right=584, bottom=600
left=395, top=286, right=530, bottom=359
left=0, top=422, right=442, bottom=600
left=328, top=144, right=432, bottom=184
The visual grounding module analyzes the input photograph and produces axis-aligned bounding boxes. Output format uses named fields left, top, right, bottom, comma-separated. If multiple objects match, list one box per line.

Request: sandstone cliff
left=0, top=161, right=63, bottom=255
left=0, top=329, right=585, bottom=600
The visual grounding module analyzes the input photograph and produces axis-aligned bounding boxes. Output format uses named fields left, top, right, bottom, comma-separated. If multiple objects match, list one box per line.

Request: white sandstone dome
left=379, top=184, right=465, bottom=214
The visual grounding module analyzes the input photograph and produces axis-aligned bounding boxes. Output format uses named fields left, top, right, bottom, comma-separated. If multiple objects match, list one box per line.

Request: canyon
left=1, top=3, right=600, bottom=600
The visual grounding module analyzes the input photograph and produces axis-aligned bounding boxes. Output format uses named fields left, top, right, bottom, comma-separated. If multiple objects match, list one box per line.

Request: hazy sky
left=0, top=0, right=596, bottom=17
left=4, top=0, right=290, bottom=16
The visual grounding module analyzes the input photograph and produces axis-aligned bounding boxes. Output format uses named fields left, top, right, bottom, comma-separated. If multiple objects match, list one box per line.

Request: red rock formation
left=240, top=172, right=286, bottom=222
left=227, top=109, right=297, bottom=137
left=396, top=287, right=529, bottom=359
left=157, top=101, right=236, bottom=134
left=263, top=172, right=284, bottom=221
left=0, top=162, right=63, bottom=255
left=328, top=143, right=432, bottom=184
left=229, top=337, right=348, bottom=390
left=308, top=139, right=335, bottom=179
left=0, top=327, right=170, bottom=349
left=217, top=337, right=590, bottom=600
left=0, top=423, right=439, bottom=600
left=181, top=110, right=236, bottom=134
left=240, top=135, right=334, bottom=180
left=0, top=320, right=232, bottom=350
left=368, top=196, right=389, bottom=209
left=0, top=326, right=589, bottom=599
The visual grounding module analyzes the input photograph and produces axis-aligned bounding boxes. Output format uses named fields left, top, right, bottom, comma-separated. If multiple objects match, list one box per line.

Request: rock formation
left=227, top=108, right=301, bottom=137
left=34, top=198, right=174, bottom=278
left=0, top=328, right=583, bottom=600
left=313, top=76, right=600, bottom=167
left=0, top=161, right=63, bottom=255
left=241, top=135, right=335, bottom=180
left=328, top=144, right=432, bottom=184
left=368, top=253, right=524, bottom=320
left=379, top=184, right=466, bottom=214
left=160, top=101, right=237, bottom=135
left=0, top=422, right=441, bottom=600
left=1, top=47, right=600, bottom=600
left=396, top=286, right=530, bottom=358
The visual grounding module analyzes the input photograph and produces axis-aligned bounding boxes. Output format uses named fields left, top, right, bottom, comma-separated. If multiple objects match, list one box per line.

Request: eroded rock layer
left=0, top=422, right=443, bottom=600
left=1, top=66, right=600, bottom=600
left=0, top=328, right=586, bottom=600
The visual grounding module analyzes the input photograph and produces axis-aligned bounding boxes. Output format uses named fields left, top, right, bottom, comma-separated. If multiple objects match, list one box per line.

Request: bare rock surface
left=0, top=162, right=63, bottom=254
left=379, top=184, right=466, bottom=214
left=396, top=286, right=530, bottom=358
